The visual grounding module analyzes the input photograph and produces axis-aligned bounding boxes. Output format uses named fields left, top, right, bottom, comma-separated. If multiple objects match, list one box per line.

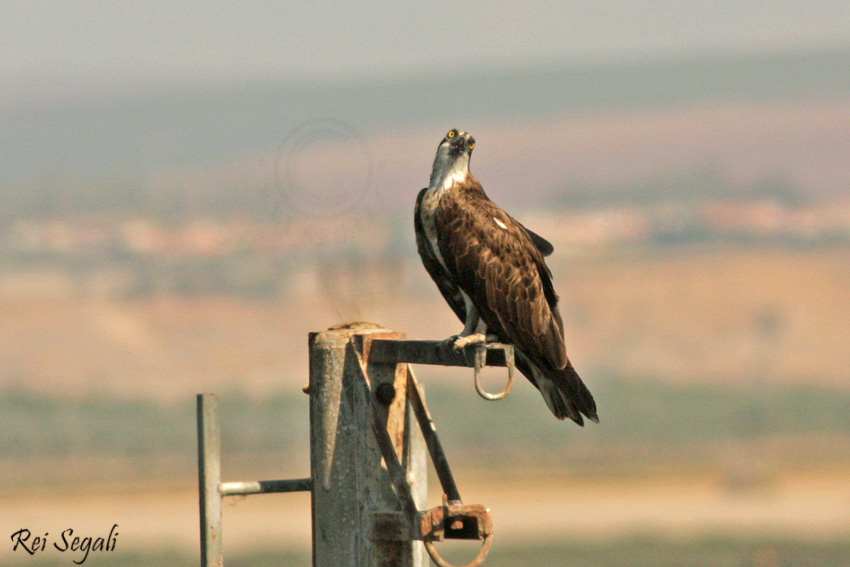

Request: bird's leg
left=441, top=304, right=480, bottom=348
left=450, top=301, right=488, bottom=351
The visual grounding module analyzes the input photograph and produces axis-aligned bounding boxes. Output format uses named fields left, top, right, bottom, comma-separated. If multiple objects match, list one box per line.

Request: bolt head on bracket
left=374, top=382, right=397, bottom=406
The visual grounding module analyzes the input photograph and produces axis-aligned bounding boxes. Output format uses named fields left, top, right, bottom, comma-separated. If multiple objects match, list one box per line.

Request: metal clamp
left=421, top=499, right=494, bottom=567
left=473, top=344, right=515, bottom=401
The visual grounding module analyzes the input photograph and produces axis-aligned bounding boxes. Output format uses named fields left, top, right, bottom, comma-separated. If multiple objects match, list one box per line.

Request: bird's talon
left=452, top=333, right=488, bottom=351
left=440, top=335, right=461, bottom=351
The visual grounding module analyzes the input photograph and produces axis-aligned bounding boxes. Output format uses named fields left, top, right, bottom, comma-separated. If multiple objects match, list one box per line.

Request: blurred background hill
left=2, top=3, right=849, bottom=566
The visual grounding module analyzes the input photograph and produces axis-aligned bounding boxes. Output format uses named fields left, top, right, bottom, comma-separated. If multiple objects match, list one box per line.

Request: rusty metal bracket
left=407, top=367, right=496, bottom=566
left=473, top=343, right=515, bottom=401
left=421, top=497, right=494, bottom=567
left=356, top=336, right=497, bottom=566
left=368, top=338, right=517, bottom=402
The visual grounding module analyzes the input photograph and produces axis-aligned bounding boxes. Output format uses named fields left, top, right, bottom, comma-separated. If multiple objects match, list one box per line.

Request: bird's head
left=430, top=128, right=476, bottom=189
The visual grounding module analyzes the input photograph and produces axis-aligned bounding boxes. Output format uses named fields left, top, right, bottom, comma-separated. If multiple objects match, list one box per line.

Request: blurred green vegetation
left=8, top=537, right=850, bottom=567
left=0, top=389, right=309, bottom=460
left=3, top=376, right=849, bottom=475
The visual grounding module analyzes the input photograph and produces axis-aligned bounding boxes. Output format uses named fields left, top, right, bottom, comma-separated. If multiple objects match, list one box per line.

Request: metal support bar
left=406, top=368, right=462, bottom=504
left=219, top=478, right=312, bottom=496
left=369, top=339, right=513, bottom=368
left=197, top=394, right=223, bottom=567
left=197, top=394, right=312, bottom=567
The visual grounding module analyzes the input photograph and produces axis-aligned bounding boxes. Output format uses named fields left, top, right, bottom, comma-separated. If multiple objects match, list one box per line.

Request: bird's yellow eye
left=469, top=141, right=475, bottom=150
left=447, top=130, right=456, bottom=139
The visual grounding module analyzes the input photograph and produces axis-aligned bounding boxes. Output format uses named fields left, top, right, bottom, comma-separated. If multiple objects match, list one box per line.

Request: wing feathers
left=521, top=225, right=555, bottom=256
left=437, top=181, right=567, bottom=370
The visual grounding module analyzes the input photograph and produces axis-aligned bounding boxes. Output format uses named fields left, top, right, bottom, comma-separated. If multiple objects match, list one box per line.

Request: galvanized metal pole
left=309, top=323, right=427, bottom=567
left=197, top=393, right=223, bottom=567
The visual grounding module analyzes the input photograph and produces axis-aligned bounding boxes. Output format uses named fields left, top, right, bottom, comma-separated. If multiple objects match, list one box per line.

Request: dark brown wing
left=520, top=225, right=554, bottom=256
left=436, top=180, right=568, bottom=371
left=414, top=188, right=467, bottom=322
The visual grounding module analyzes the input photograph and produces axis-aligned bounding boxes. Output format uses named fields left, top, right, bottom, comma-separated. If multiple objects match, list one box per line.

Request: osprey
left=414, top=129, right=598, bottom=425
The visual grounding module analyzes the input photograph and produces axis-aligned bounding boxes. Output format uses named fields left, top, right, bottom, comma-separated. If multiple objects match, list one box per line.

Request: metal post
left=197, top=394, right=223, bottom=567
left=309, top=323, right=427, bottom=567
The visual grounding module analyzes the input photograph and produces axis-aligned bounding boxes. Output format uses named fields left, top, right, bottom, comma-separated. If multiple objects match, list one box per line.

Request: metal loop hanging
left=424, top=532, right=494, bottom=567
left=473, top=344, right=515, bottom=401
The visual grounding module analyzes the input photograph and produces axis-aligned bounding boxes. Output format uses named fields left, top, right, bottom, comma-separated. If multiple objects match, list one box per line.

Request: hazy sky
left=3, top=0, right=849, bottom=97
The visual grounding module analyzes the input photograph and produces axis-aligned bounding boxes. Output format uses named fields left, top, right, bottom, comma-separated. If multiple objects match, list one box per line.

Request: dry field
left=1, top=245, right=848, bottom=400
left=3, top=468, right=849, bottom=565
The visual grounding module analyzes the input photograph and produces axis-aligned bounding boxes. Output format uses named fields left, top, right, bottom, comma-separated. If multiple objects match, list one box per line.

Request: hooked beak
left=449, top=135, right=468, bottom=155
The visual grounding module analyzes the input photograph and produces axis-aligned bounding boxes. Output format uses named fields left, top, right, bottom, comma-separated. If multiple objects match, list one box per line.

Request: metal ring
left=424, top=531, right=494, bottom=567
left=473, top=345, right=515, bottom=401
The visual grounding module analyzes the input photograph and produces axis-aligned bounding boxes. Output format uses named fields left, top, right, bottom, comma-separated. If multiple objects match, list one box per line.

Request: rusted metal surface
left=421, top=500, right=494, bottom=567
left=405, top=363, right=429, bottom=567
left=357, top=331, right=429, bottom=567
left=368, top=384, right=419, bottom=515
left=309, top=323, right=427, bottom=567
left=369, top=338, right=499, bottom=566
left=361, top=349, right=496, bottom=567
left=197, top=394, right=223, bottom=567
left=218, top=478, right=312, bottom=496
left=421, top=500, right=493, bottom=541
left=369, top=511, right=414, bottom=542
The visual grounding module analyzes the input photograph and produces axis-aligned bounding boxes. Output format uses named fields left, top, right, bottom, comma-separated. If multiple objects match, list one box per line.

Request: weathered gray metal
left=368, top=339, right=516, bottom=401
left=309, top=323, right=428, bottom=567
left=406, top=367, right=462, bottom=504
left=197, top=399, right=312, bottom=567
left=197, top=394, right=223, bottom=567
left=196, top=325, right=499, bottom=567
left=368, top=338, right=513, bottom=368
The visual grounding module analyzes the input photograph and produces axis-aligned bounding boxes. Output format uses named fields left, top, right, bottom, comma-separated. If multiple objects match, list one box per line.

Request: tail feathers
left=561, top=361, right=599, bottom=424
left=521, top=355, right=598, bottom=425
left=538, top=379, right=585, bottom=424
